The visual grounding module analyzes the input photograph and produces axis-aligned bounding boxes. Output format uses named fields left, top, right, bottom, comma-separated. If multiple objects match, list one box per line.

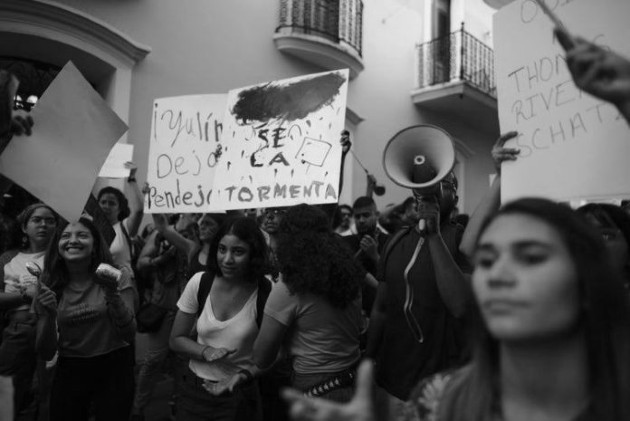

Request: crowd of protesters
left=0, top=33, right=629, bottom=421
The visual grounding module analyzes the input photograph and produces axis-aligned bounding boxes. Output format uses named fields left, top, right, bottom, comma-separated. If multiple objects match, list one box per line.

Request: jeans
left=0, top=311, right=37, bottom=417
left=176, top=367, right=262, bottom=421
left=133, top=309, right=176, bottom=413
left=50, top=346, right=135, bottom=421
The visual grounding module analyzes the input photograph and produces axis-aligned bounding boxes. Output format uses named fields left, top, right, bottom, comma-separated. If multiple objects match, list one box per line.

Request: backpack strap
left=196, top=271, right=215, bottom=318
left=119, top=221, right=136, bottom=263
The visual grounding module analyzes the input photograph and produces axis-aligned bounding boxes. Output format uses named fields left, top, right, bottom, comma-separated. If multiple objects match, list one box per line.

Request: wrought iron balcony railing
left=416, top=23, right=495, bottom=98
left=276, top=0, right=363, bottom=58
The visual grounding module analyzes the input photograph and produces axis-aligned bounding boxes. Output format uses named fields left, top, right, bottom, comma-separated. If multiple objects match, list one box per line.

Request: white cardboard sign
left=209, top=70, right=349, bottom=210
left=494, top=0, right=630, bottom=203
left=145, top=94, right=226, bottom=213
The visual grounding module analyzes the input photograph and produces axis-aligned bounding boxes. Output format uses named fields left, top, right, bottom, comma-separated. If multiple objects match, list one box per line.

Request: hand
left=359, top=236, right=378, bottom=262
left=9, top=110, right=34, bottom=137
left=125, top=161, right=138, bottom=179
left=491, top=131, right=520, bottom=174
left=201, top=346, right=236, bottom=363
left=560, top=33, right=630, bottom=110
left=340, top=130, right=351, bottom=155
left=416, top=196, right=440, bottom=235
left=282, top=360, right=376, bottom=421
left=202, top=373, right=246, bottom=396
left=152, top=213, right=168, bottom=232
left=34, top=284, right=57, bottom=316
left=94, top=267, right=122, bottom=294
left=141, top=182, right=151, bottom=196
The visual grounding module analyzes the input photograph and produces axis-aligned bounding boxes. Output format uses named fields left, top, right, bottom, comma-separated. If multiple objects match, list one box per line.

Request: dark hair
left=578, top=202, right=630, bottom=254
left=440, top=198, right=630, bottom=420
left=43, top=217, right=114, bottom=297
left=332, top=204, right=352, bottom=230
left=17, top=203, right=59, bottom=230
left=275, top=204, right=362, bottom=308
left=352, top=196, right=376, bottom=210
left=97, top=187, right=130, bottom=221
left=206, top=216, right=268, bottom=282
left=0, top=215, right=21, bottom=254
left=17, top=203, right=59, bottom=249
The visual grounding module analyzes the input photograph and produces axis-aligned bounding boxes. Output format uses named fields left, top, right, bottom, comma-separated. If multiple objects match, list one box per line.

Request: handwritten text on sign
left=145, top=95, right=226, bottom=213
left=495, top=0, right=630, bottom=203
left=209, top=70, right=349, bottom=211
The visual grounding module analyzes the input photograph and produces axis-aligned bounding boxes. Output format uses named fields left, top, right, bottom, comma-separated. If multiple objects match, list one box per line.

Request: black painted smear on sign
left=231, top=72, right=345, bottom=124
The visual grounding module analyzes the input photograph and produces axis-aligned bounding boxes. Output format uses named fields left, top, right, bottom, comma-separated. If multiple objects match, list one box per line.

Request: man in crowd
left=343, top=196, right=389, bottom=314
left=366, top=172, right=471, bottom=410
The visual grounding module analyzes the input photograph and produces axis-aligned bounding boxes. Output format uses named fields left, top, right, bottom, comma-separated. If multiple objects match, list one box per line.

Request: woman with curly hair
left=222, top=204, right=365, bottom=403
left=36, top=217, right=137, bottom=421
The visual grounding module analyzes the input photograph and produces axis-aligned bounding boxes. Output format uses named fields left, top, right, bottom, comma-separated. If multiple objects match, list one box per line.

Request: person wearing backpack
left=169, top=216, right=271, bottom=421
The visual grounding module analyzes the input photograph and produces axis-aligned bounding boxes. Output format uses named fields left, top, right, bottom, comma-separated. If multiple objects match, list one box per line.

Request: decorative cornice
left=0, top=0, right=151, bottom=65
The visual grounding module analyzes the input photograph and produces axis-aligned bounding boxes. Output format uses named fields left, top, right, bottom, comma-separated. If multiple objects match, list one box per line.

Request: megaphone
left=382, top=125, right=455, bottom=193
left=382, top=125, right=455, bottom=231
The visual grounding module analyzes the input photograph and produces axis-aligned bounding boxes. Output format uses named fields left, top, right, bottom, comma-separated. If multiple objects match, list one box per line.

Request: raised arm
left=151, top=213, right=198, bottom=263
left=123, top=163, right=144, bottom=237
left=557, top=31, right=630, bottom=123
left=459, top=131, right=519, bottom=258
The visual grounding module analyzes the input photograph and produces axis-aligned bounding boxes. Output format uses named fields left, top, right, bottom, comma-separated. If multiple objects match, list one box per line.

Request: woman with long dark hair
left=37, top=217, right=136, bottom=421
left=225, top=204, right=364, bottom=404
left=169, top=216, right=271, bottom=421
left=282, top=198, right=630, bottom=420
left=97, top=168, right=143, bottom=269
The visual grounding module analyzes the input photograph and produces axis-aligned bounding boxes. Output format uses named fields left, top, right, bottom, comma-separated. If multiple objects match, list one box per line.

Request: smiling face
left=58, top=221, right=95, bottom=263
left=217, top=233, right=251, bottom=281
left=23, top=207, right=57, bottom=252
left=472, top=213, right=581, bottom=343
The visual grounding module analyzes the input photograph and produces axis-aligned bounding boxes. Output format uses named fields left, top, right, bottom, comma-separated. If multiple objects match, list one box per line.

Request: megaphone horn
left=382, top=125, right=455, bottom=193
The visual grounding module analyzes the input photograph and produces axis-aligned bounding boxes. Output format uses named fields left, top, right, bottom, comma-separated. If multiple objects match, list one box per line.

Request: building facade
left=0, top=0, right=501, bottom=213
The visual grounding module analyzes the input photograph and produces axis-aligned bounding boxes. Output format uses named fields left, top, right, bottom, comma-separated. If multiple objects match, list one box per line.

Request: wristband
left=127, top=177, right=136, bottom=183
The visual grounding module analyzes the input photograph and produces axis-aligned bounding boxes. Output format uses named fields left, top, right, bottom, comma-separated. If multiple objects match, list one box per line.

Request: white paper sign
left=210, top=70, right=349, bottom=210
left=0, top=62, right=127, bottom=221
left=99, top=143, right=134, bottom=178
left=145, top=94, right=226, bottom=213
left=494, top=0, right=630, bottom=203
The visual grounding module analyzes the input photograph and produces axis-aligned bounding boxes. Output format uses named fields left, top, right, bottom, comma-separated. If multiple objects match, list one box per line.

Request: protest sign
left=0, top=62, right=127, bottom=221
left=209, top=70, right=349, bottom=211
left=494, top=0, right=630, bottom=203
left=145, top=94, right=226, bottom=213
left=99, top=143, right=134, bottom=178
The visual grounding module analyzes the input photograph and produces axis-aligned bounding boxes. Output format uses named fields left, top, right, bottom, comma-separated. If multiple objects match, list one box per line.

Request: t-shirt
left=2, top=251, right=45, bottom=312
left=57, top=273, right=134, bottom=358
left=375, top=223, right=472, bottom=400
left=110, top=221, right=132, bottom=270
left=177, top=272, right=258, bottom=381
left=264, top=278, right=362, bottom=375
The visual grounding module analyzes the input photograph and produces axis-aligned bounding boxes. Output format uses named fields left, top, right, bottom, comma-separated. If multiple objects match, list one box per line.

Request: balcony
left=274, top=0, right=364, bottom=79
left=411, top=24, right=498, bottom=132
